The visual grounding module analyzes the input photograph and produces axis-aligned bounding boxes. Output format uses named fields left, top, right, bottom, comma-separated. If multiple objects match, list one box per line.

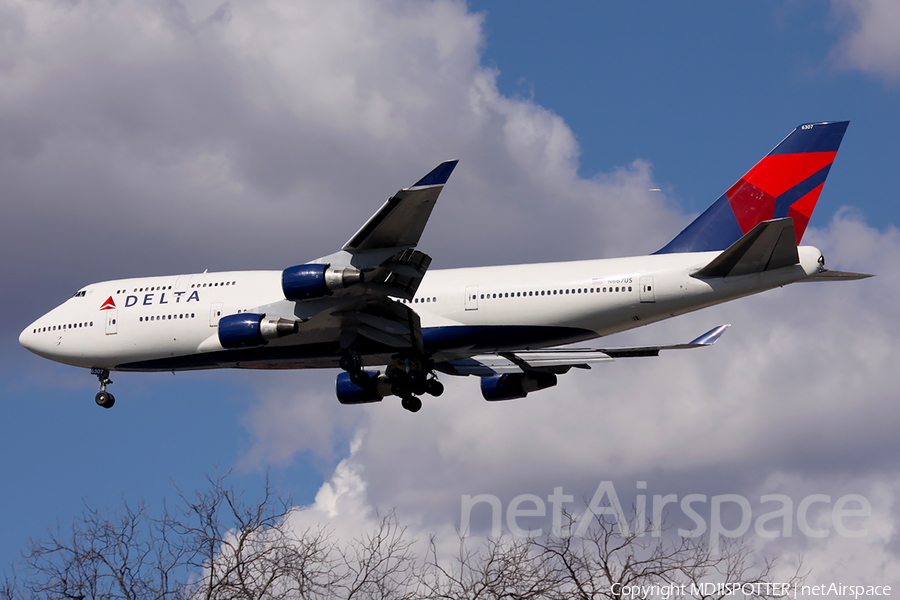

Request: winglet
left=410, top=160, right=459, bottom=188
left=687, top=324, right=730, bottom=346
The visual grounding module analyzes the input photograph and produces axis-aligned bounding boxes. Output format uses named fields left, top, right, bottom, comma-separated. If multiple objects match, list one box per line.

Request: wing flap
left=440, top=350, right=614, bottom=376
left=334, top=300, right=424, bottom=353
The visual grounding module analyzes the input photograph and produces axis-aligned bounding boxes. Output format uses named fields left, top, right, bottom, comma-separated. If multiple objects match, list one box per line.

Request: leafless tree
left=3, top=478, right=804, bottom=600
left=526, top=512, right=805, bottom=599
left=416, top=511, right=804, bottom=600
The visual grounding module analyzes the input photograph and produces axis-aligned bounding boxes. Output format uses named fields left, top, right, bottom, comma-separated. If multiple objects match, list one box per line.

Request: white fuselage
left=19, top=246, right=823, bottom=372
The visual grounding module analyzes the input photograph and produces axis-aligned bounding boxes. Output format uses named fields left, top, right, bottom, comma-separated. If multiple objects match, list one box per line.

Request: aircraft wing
left=278, top=161, right=459, bottom=354
left=438, top=325, right=730, bottom=376
left=343, top=160, right=459, bottom=253
left=306, top=160, right=458, bottom=303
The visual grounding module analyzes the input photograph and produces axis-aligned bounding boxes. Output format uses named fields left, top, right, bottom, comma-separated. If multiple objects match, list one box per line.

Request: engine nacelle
left=282, top=264, right=364, bottom=301
left=218, top=313, right=300, bottom=349
left=335, top=371, right=384, bottom=404
left=480, top=372, right=558, bottom=401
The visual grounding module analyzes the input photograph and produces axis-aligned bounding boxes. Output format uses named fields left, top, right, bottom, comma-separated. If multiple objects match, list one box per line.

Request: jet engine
left=282, top=264, right=364, bottom=301
left=480, top=372, right=558, bottom=401
left=335, top=371, right=384, bottom=404
left=218, top=313, right=300, bottom=349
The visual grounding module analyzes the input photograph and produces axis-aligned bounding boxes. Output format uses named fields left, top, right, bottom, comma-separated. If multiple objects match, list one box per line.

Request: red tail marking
left=726, top=180, right=775, bottom=234
left=788, top=182, right=825, bottom=242
left=743, top=151, right=836, bottom=198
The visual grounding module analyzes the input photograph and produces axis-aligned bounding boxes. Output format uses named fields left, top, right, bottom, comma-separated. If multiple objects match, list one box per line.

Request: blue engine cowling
left=218, top=313, right=299, bottom=349
left=282, top=264, right=364, bottom=301
left=336, top=371, right=383, bottom=404
left=480, top=373, right=558, bottom=401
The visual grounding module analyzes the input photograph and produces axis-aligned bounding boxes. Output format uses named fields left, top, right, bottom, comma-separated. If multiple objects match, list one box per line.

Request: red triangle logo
left=100, top=296, right=116, bottom=311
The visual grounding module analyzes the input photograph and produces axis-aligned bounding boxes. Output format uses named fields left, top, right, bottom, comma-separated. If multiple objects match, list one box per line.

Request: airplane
left=19, top=121, right=871, bottom=413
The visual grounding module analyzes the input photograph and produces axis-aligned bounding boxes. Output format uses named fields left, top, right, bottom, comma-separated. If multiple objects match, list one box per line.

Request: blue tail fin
left=655, top=121, right=849, bottom=254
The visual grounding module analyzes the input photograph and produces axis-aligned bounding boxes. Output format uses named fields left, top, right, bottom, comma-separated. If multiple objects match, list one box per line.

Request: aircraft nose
left=19, top=325, right=32, bottom=351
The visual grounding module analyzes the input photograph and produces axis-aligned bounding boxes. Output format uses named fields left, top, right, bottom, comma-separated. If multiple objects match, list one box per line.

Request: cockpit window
left=72, top=290, right=87, bottom=298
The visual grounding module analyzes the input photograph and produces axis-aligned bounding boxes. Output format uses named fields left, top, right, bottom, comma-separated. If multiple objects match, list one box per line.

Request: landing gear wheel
left=339, top=352, right=360, bottom=373
left=400, top=396, right=422, bottom=413
left=95, top=391, right=115, bottom=409
left=91, top=368, right=115, bottom=408
left=426, top=379, right=444, bottom=397
left=407, top=370, right=428, bottom=395
left=350, top=371, right=371, bottom=387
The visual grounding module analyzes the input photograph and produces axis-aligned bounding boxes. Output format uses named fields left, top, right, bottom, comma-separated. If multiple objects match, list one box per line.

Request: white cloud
left=831, top=0, right=900, bottom=84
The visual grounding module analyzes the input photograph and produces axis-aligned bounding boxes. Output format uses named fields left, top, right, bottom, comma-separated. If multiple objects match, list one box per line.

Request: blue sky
left=2, top=0, right=899, bottom=582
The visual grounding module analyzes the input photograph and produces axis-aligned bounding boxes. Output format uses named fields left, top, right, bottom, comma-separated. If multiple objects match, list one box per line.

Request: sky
left=2, top=0, right=900, bottom=587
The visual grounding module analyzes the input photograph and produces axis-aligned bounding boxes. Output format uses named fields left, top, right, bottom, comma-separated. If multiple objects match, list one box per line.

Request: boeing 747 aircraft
left=20, top=121, right=870, bottom=412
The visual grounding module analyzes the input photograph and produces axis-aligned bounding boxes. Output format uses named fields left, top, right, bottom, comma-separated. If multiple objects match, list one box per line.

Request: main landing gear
left=339, top=350, right=444, bottom=413
left=91, top=367, right=115, bottom=409
left=388, top=366, right=443, bottom=413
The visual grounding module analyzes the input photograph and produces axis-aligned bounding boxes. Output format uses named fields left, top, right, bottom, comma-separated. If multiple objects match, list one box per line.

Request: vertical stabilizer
left=655, top=121, right=849, bottom=254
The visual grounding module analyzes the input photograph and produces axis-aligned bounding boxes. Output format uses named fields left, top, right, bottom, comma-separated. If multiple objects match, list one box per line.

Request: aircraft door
left=209, top=302, right=224, bottom=327
left=465, top=285, right=478, bottom=311
left=174, top=275, right=192, bottom=293
left=105, top=310, right=118, bottom=335
left=640, top=276, right=655, bottom=303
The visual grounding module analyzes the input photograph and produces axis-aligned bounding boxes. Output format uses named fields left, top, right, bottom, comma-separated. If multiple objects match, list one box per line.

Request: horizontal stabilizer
left=800, top=269, right=875, bottom=282
left=694, top=218, right=798, bottom=279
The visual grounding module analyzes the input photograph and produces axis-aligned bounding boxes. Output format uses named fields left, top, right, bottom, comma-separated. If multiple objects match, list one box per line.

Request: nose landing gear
left=91, top=367, right=115, bottom=409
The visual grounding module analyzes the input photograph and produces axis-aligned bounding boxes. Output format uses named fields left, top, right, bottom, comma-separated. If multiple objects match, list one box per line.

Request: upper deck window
left=72, top=290, right=87, bottom=298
